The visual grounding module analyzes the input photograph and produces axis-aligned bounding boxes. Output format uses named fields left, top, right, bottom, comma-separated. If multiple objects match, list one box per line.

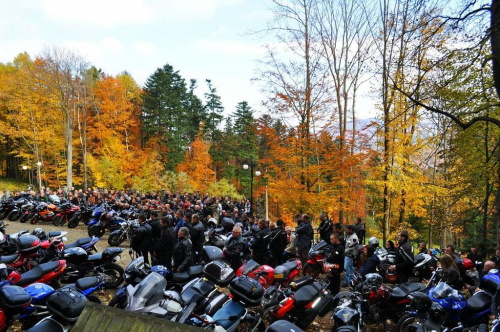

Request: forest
left=0, top=0, right=499, bottom=251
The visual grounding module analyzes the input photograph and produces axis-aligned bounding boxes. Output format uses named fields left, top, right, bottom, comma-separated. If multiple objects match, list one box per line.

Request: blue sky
left=0, top=0, right=272, bottom=116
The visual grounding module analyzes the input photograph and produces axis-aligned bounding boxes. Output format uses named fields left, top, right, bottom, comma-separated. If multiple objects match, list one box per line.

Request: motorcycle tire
left=52, top=215, right=65, bottom=227
left=88, top=225, right=106, bottom=238
left=8, top=210, right=21, bottom=221
left=19, top=214, right=29, bottom=223
left=395, top=313, right=424, bottom=332
left=30, top=216, right=38, bottom=224
left=0, top=210, right=8, bottom=220
left=68, top=215, right=79, bottom=228
left=108, top=294, right=127, bottom=309
left=86, top=294, right=101, bottom=304
left=302, top=262, right=321, bottom=278
left=101, top=263, right=124, bottom=289
left=48, top=279, right=61, bottom=289
left=107, top=232, right=125, bottom=246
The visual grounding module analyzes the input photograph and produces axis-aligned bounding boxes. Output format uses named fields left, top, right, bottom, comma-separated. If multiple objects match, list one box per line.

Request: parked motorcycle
left=67, top=203, right=94, bottom=228
left=236, top=259, right=302, bottom=289
left=52, top=202, right=80, bottom=227
left=303, top=240, right=330, bottom=278
left=29, top=202, right=57, bottom=224
left=331, top=291, right=365, bottom=331
left=1, top=260, right=67, bottom=289
left=107, top=219, right=139, bottom=246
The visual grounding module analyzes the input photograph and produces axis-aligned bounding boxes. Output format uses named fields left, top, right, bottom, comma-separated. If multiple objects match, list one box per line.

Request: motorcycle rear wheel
left=8, top=211, right=21, bottom=221
left=108, top=232, right=125, bottom=246
left=395, top=314, right=424, bottom=332
left=19, top=213, right=29, bottom=223
left=52, top=215, right=66, bottom=226
left=101, top=263, right=124, bottom=289
left=302, top=262, right=321, bottom=278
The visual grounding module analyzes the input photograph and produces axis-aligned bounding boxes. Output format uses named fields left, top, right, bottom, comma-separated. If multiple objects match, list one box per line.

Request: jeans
left=344, top=256, right=354, bottom=284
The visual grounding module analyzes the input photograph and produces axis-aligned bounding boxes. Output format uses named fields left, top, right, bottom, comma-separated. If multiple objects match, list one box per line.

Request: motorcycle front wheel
left=108, top=232, right=125, bottom=246
left=100, top=263, right=124, bottom=288
left=0, top=210, right=8, bottom=220
left=68, top=215, right=79, bottom=228
left=19, top=213, right=30, bottom=223
left=52, top=215, right=66, bottom=226
left=395, top=314, right=425, bottom=332
left=8, top=210, right=21, bottom=221
left=88, top=225, right=106, bottom=238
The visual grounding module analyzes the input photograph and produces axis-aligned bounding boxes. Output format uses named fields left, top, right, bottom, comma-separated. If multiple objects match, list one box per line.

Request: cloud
left=192, top=39, right=265, bottom=56
left=134, top=42, right=158, bottom=56
left=40, top=0, right=156, bottom=27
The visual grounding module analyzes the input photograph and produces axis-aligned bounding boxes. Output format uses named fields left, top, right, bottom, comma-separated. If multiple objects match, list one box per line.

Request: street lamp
left=36, top=161, right=42, bottom=191
left=243, top=163, right=261, bottom=216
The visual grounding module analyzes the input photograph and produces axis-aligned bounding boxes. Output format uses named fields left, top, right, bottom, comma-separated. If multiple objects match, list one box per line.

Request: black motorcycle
left=67, top=203, right=94, bottom=228
left=107, top=219, right=139, bottom=246
left=331, top=291, right=365, bottom=332
left=59, top=246, right=124, bottom=288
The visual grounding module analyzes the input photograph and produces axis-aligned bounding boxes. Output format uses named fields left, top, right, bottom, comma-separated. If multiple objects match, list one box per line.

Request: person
left=251, top=219, right=270, bottom=265
left=130, top=214, right=152, bottom=265
left=418, top=242, right=428, bottom=255
left=148, top=211, right=161, bottom=264
left=295, top=213, right=303, bottom=226
left=189, top=214, right=205, bottom=263
left=295, top=214, right=314, bottom=268
left=492, top=246, right=500, bottom=268
left=318, top=212, right=333, bottom=242
left=353, top=217, right=366, bottom=244
left=153, top=216, right=176, bottom=269
left=174, top=209, right=185, bottom=234
left=283, top=226, right=296, bottom=261
left=343, top=225, right=359, bottom=287
left=223, top=226, right=246, bottom=270
left=359, top=245, right=384, bottom=279
left=440, top=254, right=463, bottom=290
left=173, top=227, right=193, bottom=272
left=385, top=240, right=397, bottom=264
left=480, top=260, right=496, bottom=281
left=467, top=245, right=483, bottom=270
left=389, top=230, right=414, bottom=283
left=270, top=219, right=288, bottom=267
left=445, top=244, right=466, bottom=281
left=325, top=233, right=344, bottom=296
left=333, top=223, right=345, bottom=247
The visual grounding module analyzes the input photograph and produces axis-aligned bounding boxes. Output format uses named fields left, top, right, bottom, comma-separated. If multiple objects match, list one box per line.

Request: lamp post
left=243, top=163, right=261, bottom=216
left=36, top=161, right=42, bottom=191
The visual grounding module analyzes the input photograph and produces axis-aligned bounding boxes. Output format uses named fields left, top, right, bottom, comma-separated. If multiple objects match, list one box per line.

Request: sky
left=0, top=0, right=274, bottom=116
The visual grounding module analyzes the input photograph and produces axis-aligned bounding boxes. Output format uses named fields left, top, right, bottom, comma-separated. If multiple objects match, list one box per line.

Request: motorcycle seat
left=294, top=282, right=322, bottom=307
left=27, top=317, right=64, bottom=332
left=392, top=282, right=425, bottom=299
left=172, top=271, right=190, bottom=283
left=75, top=276, right=102, bottom=291
left=0, top=254, right=18, bottom=264
left=17, top=261, right=60, bottom=287
left=466, top=291, right=491, bottom=314
left=280, top=261, right=299, bottom=271
left=212, top=300, right=245, bottom=330
left=65, top=237, right=93, bottom=249
left=188, top=265, right=203, bottom=277
left=47, top=231, right=63, bottom=238
left=88, top=253, right=102, bottom=262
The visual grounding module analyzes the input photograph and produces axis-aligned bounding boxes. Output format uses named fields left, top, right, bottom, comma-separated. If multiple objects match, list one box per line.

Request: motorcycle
left=0, top=234, right=42, bottom=271
left=18, top=201, right=36, bottom=223
left=87, top=209, right=124, bottom=238
left=303, top=239, right=330, bottom=278
left=29, top=202, right=57, bottom=224
left=64, top=236, right=99, bottom=253
left=52, top=202, right=80, bottom=227
left=0, top=284, right=32, bottom=331
left=1, top=260, right=67, bottom=289
left=57, top=246, right=124, bottom=288
left=331, top=291, right=365, bottom=332
left=107, top=219, right=139, bottom=246
left=6, top=196, right=33, bottom=222
left=204, top=228, right=228, bottom=249
left=379, top=253, right=436, bottom=284
left=67, top=203, right=94, bottom=228
left=236, top=259, right=302, bottom=289
left=261, top=276, right=332, bottom=329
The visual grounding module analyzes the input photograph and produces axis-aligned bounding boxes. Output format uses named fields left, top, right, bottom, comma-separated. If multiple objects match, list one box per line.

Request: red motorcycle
left=4, top=259, right=67, bottom=288
left=0, top=234, right=42, bottom=271
left=52, top=202, right=80, bottom=227
left=29, top=203, right=57, bottom=224
left=303, top=240, right=329, bottom=278
left=236, top=259, right=302, bottom=289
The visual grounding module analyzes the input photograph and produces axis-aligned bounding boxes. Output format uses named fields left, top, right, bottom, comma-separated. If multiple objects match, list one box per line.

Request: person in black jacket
left=190, top=214, right=205, bottom=263
left=270, top=219, right=288, bottom=267
left=251, top=219, right=270, bottom=265
left=318, top=213, right=333, bottom=242
left=173, top=227, right=193, bottom=272
left=153, top=216, right=176, bottom=269
left=295, top=214, right=313, bottom=268
left=389, top=230, right=414, bottom=283
left=223, top=226, right=246, bottom=270
left=148, top=211, right=161, bottom=264
left=326, top=233, right=344, bottom=296
left=130, top=214, right=152, bottom=264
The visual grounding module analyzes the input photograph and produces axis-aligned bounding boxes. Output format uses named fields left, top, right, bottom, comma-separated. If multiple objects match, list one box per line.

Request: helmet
left=364, top=273, right=383, bottom=290
left=386, top=269, right=398, bottom=283
left=462, top=258, right=474, bottom=270
left=376, top=247, right=388, bottom=262
left=151, top=265, right=172, bottom=281
left=368, top=237, right=379, bottom=247
left=32, top=228, right=47, bottom=241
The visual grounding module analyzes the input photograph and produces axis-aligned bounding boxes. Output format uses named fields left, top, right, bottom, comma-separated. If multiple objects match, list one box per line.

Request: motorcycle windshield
left=310, top=240, right=328, bottom=252
left=241, top=260, right=261, bottom=275
left=127, top=272, right=167, bottom=311
left=432, top=282, right=453, bottom=299
left=126, top=257, right=145, bottom=274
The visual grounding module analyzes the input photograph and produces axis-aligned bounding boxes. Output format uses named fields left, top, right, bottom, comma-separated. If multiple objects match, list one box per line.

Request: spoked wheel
left=302, top=262, right=321, bottom=278
left=395, top=314, right=425, bottom=332
left=100, top=263, right=124, bottom=289
left=108, top=232, right=125, bottom=246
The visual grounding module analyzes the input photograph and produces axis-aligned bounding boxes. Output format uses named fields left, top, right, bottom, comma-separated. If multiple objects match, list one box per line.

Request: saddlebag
left=47, top=286, right=86, bottom=322
left=229, top=275, right=264, bottom=306
left=0, top=285, right=31, bottom=315
left=202, top=245, right=224, bottom=263
left=17, top=235, right=41, bottom=254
